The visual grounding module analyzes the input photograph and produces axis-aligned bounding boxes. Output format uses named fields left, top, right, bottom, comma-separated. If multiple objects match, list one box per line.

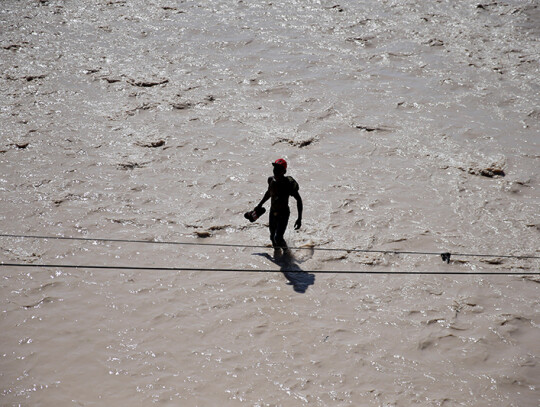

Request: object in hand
left=244, top=206, right=266, bottom=222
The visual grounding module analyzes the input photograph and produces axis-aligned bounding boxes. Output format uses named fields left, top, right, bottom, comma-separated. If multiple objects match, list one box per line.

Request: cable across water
left=0, top=233, right=538, bottom=261
left=0, top=262, right=538, bottom=275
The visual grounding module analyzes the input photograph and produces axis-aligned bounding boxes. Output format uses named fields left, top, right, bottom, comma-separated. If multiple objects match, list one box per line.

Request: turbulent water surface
left=1, top=0, right=539, bottom=405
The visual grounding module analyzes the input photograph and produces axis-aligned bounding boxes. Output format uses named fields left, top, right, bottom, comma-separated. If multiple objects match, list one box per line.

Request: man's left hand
left=294, top=219, right=302, bottom=230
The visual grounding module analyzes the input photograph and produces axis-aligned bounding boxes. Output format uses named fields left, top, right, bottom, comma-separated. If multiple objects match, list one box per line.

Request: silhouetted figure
left=255, top=159, right=303, bottom=257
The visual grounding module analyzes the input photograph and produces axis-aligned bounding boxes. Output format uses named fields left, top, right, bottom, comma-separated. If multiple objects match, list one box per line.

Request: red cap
left=272, top=158, right=287, bottom=169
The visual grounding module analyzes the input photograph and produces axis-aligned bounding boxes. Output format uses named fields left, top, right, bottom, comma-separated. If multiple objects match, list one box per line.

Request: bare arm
left=256, top=189, right=271, bottom=209
left=292, top=190, right=303, bottom=229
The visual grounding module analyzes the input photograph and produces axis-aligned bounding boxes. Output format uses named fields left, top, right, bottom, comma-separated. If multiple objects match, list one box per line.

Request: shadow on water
left=253, top=251, right=315, bottom=293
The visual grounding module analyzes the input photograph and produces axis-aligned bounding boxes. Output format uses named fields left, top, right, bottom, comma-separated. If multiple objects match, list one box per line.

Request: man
left=255, top=158, right=303, bottom=256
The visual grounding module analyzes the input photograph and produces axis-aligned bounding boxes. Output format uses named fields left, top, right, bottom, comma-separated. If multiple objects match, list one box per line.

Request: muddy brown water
left=1, top=1, right=539, bottom=405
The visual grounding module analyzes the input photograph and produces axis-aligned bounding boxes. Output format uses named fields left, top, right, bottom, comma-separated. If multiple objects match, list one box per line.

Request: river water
left=1, top=0, right=539, bottom=405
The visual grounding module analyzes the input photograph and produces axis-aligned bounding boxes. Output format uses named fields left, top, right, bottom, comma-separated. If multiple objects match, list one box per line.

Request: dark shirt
left=267, top=176, right=299, bottom=212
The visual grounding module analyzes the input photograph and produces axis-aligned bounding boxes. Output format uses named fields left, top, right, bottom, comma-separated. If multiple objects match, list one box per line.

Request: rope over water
left=0, top=233, right=538, bottom=261
left=0, top=262, right=538, bottom=275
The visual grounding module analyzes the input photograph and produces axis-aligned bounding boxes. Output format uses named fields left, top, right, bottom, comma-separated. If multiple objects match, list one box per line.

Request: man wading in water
left=255, top=159, right=303, bottom=257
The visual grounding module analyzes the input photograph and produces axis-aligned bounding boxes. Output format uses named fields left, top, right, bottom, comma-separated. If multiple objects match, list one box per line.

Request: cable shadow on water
left=253, top=251, right=315, bottom=293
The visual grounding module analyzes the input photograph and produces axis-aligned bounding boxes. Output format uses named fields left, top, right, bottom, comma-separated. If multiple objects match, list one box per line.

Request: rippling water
left=1, top=0, right=539, bottom=405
